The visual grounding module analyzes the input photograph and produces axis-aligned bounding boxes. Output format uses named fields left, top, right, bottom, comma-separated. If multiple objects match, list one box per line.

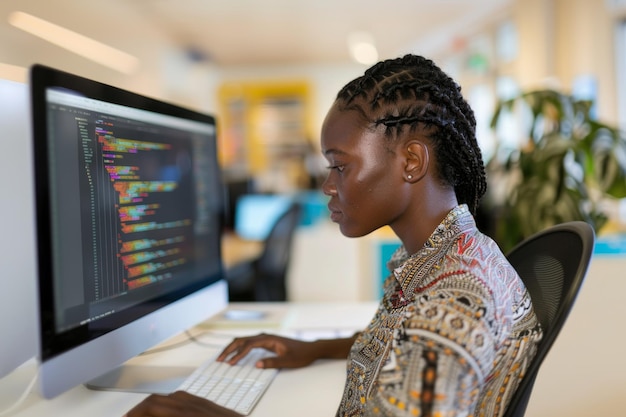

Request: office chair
left=227, top=202, right=302, bottom=302
left=502, top=221, right=595, bottom=417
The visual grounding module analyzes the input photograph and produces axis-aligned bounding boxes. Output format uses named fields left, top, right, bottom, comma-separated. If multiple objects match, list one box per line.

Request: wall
left=513, top=0, right=556, bottom=89
left=288, top=221, right=393, bottom=302
left=513, top=0, right=619, bottom=123
left=553, top=0, right=617, bottom=122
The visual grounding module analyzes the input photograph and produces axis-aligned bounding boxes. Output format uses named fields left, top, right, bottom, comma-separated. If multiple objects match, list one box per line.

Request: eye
left=327, top=164, right=345, bottom=173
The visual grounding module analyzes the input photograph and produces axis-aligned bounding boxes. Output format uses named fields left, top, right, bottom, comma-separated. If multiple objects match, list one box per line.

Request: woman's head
left=332, top=54, right=486, bottom=214
left=321, top=54, right=486, bottom=241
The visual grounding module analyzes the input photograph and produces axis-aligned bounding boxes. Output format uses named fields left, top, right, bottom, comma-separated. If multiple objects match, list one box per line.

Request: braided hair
left=336, top=54, right=487, bottom=215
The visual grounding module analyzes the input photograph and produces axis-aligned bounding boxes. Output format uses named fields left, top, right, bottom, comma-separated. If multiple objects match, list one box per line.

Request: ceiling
left=0, top=0, right=514, bottom=71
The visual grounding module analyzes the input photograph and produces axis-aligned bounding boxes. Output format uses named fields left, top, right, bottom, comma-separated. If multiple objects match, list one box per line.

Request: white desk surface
left=0, top=301, right=378, bottom=417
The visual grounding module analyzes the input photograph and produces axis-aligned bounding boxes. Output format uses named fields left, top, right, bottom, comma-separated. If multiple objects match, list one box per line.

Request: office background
left=1, top=0, right=626, bottom=416
left=2, top=0, right=625, bottom=134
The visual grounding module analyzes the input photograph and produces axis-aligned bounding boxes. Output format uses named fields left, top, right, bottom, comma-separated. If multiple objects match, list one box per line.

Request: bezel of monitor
left=30, top=64, right=228, bottom=398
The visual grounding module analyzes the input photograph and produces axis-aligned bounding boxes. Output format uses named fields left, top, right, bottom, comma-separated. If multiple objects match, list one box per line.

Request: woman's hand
left=217, top=333, right=320, bottom=369
left=218, top=332, right=359, bottom=369
left=125, top=391, right=242, bottom=417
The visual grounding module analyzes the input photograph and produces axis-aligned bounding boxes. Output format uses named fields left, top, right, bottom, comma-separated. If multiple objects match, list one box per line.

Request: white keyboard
left=177, top=348, right=278, bottom=415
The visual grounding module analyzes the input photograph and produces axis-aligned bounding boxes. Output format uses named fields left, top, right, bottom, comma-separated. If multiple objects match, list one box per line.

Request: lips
left=327, top=204, right=342, bottom=222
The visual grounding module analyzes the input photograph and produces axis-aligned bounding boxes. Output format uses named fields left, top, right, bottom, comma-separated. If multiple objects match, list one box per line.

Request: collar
left=389, top=204, right=477, bottom=298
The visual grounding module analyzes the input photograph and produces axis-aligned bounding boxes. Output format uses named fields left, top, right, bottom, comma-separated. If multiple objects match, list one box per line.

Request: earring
left=407, top=175, right=413, bottom=179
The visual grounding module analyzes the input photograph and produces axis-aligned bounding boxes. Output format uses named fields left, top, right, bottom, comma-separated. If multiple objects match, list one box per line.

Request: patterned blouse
left=336, top=205, right=543, bottom=417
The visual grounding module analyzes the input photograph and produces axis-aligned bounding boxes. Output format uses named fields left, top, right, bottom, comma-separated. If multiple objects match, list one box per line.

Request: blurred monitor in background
left=234, top=194, right=294, bottom=241
left=223, top=176, right=256, bottom=232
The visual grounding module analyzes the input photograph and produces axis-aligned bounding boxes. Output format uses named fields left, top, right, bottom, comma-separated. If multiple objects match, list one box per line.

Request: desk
left=221, top=233, right=263, bottom=270
left=0, top=302, right=378, bottom=417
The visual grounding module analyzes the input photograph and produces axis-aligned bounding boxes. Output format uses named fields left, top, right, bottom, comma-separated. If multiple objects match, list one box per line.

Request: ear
left=404, top=141, right=429, bottom=183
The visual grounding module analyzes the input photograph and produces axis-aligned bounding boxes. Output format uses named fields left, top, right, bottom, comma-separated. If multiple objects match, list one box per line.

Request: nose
left=321, top=174, right=336, bottom=197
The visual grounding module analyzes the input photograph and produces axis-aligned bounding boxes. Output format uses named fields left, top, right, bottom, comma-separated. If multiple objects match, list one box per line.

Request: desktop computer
left=0, top=78, right=38, bottom=380
left=29, top=65, right=229, bottom=399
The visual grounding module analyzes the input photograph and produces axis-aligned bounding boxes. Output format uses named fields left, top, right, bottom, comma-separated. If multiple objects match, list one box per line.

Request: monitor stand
left=85, top=364, right=195, bottom=394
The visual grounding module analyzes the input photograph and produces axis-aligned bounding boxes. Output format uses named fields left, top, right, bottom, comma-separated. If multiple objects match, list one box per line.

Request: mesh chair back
left=504, top=221, right=595, bottom=417
left=502, top=221, right=595, bottom=417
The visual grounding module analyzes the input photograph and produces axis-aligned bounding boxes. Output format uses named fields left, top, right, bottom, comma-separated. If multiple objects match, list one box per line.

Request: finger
left=216, top=336, right=251, bottom=360
left=256, top=357, right=276, bottom=369
left=216, top=341, right=242, bottom=362
left=217, top=340, right=257, bottom=365
left=224, top=344, right=256, bottom=365
left=257, top=355, right=302, bottom=369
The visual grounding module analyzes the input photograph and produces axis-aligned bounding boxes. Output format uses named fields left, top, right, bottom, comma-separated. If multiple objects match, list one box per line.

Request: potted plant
left=487, top=89, right=626, bottom=252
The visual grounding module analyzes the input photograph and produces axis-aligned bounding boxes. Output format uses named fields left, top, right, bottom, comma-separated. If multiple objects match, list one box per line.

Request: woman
left=125, top=54, right=543, bottom=417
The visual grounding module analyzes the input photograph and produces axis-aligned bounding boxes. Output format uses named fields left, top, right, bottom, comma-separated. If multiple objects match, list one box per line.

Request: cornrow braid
left=336, top=54, right=487, bottom=215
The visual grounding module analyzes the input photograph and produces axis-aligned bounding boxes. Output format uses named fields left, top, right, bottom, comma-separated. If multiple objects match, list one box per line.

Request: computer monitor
left=223, top=175, right=256, bottom=231
left=0, top=78, right=37, bottom=379
left=30, top=65, right=228, bottom=399
left=234, top=194, right=294, bottom=240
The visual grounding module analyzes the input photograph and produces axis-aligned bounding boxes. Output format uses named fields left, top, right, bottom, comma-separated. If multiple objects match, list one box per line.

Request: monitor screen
left=234, top=194, right=294, bottom=240
left=0, top=78, right=37, bottom=380
left=30, top=65, right=228, bottom=399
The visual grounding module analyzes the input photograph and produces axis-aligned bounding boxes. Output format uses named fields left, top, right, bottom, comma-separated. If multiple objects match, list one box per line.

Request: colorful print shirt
left=336, top=205, right=543, bottom=417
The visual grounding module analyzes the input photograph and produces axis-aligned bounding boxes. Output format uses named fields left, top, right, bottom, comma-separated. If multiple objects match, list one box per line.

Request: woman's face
left=320, top=103, right=409, bottom=237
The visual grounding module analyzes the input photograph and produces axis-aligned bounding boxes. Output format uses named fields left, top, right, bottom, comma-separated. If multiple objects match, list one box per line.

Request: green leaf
left=488, top=87, right=626, bottom=250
